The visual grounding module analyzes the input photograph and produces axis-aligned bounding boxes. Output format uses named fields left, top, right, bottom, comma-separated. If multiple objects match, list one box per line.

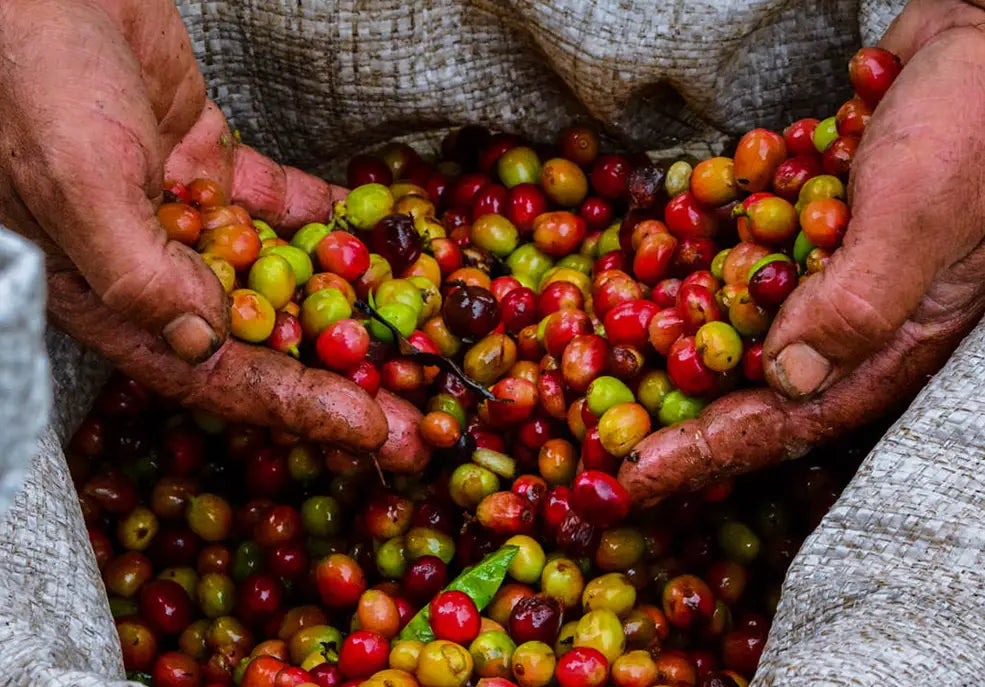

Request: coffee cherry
left=430, top=590, right=481, bottom=645
left=373, top=214, right=423, bottom=275
left=140, top=579, right=192, bottom=635
left=849, top=47, right=902, bottom=106
left=339, top=630, right=390, bottom=679
left=572, top=471, right=631, bottom=528
left=555, top=647, right=608, bottom=687
left=589, top=155, right=631, bottom=199
left=443, top=286, right=500, bottom=340
left=316, top=554, right=367, bottom=608
left=800, top=198, right=850, bottom=249
left=559, top=127, right=600, bottom=167
left=748, top=256, right=797, bottom=308
left=733, top=129, right=787, bottom=193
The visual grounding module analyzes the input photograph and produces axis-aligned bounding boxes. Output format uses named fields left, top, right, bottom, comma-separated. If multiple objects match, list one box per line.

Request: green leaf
left=398, top=545, right=519, bottom=642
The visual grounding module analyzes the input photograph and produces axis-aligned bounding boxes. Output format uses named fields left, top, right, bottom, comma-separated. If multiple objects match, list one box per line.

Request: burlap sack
left=15, top=1, right=984, bottom=684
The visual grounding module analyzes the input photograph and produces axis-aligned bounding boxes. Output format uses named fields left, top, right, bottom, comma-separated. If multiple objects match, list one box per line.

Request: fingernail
left=163, top=314, right=220, bottom=364
left=774, top=343, right=831, bottom=399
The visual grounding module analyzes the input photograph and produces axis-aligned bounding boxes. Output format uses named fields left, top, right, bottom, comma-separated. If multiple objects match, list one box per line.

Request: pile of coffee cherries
left=74, top=373, right=881, bottom=687
left=88, top=46, right=902, bottom=686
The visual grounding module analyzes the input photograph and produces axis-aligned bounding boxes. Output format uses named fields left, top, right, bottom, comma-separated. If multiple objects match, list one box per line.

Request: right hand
left=0, top=0, right=430, bottom=472
left=619, top=0, right=985, bottom=505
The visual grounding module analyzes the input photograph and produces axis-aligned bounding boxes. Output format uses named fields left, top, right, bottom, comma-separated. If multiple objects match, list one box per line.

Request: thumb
left=761, top=209, right=930, bottom=399
left=16, top=156, right=229, bottom=363
left=19, top=174, right=229, bottom=365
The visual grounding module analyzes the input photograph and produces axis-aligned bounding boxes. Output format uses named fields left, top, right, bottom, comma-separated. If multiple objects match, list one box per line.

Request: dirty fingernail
left=163, top=313, right=220, bottom=364
left=774, top=342, right=831, bottom=399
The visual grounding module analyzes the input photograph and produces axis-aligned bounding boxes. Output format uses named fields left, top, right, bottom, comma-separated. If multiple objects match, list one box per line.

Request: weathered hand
left=0, top=0, right=430, bottom=470
left=620, top=0, right=985, bottom=505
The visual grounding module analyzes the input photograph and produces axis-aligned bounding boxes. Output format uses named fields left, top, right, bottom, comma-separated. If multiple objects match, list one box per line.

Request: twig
left=354, top=300, right=503, bottom=402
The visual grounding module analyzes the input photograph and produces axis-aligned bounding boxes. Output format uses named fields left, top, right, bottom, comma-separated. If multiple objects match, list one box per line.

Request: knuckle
left=98, top=249, right=170, bottom=322
left=823, top=276, right=898, bottom=346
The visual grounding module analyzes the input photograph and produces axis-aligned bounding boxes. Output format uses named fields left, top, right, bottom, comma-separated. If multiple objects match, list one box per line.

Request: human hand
left=0, top=0, right=430, bottom=470
left=620, top=0, right=985, bottom=505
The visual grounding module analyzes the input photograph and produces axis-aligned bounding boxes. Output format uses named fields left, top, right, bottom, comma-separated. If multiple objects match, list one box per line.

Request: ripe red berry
left=742, top=343, right=764, bottom=382
left=401, top=555, right=448, bottom=604
left=748, top=260, right=797, bottom=308
left=539, top=281, right=585, bottom=318
left=541, top=486, right=573, bottom=535
left=590, top=155, right=631, bottom=199
left=849, top=47, right=902, bottom=106
left=472, top=184, right=509, bottom=218
left=508, top=595, right=563, bottom=645
left=346, top=360, right=381, bottom=396
left=651, top=278, right=681, bottom=308
left=580, top=426, right=619, bottom=475
left=316, top=319, right=370, bottom=372
left=721, top=627, right=766, bottom=676
left=670, top=237, right=717, bottom=276
left=783, top=118, right=820, bottom=157
left=633, top=232, right=677, bottom=286
left=836, top=97, right=873, bottom=137
left=449, top=172, right=492, bottom=209
left=667, top=336, right=716, bottom=396
left=772, top=155, right=822, bottom=201
left=506, top=183, right=548, bottom=233
left=501, top=287, right=538, bottom=334
left=593, top=250, right=630, bottom=275
left=338, top=630, right=390, bottom=679
left=347, top=155, right=393, bottom=187
left=822, top=135, right=859, bottom=177
left=556, top=647, right=609, bottom=687
left=572, top=471, right=631, bottom=528
left=316, top=554, right=367, bottom=607
left=677, top=284, right=721, bottom=334
left=604, top=300, right=659, bottom=349
left=237, top=573, right=284, bottom=622
left=152, top=651, right=202, bottom=687
left=665, top=192, right=718, bottom=239
left=316, top=232, right=371, bottom=282
left=429, top=590, right=481, bottom=644
left=139, top=579, right=192, bottom=635
left=579, top=196, right=614, bottom=232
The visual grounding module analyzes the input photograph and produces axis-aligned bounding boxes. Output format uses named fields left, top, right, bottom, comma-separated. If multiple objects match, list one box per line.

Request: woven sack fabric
left=13, top=0, right=982, bottom=684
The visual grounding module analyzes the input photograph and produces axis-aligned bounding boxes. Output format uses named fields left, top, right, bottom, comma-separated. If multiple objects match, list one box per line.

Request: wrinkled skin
left=621, top=0, right=985, bottom=505
left=0, top=0, right=429, bottom=470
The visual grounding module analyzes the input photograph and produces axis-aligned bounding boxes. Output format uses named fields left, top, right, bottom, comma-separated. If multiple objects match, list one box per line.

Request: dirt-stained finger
left=620, top=315, right=972, bottom=507
left=47, top=269, right=388, bottom=453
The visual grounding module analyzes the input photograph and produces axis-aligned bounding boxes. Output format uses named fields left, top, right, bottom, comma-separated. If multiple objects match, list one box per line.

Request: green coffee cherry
left=586, top=376, right=635, bottom=417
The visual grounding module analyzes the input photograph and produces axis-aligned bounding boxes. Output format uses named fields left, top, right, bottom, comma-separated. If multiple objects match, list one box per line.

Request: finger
left=376, top=391, right=432, bottom=474
left=231, top=144, right=348, bottom=233
left=620, top=308, right=976, bottom=507
left=763, top=30, right=985, bottom=398
left=47, top=269, right=388, bottom=452
left=162, top=101, right=236, bottom=189
left=877, top=0, right=985, bottom=61
left=163, top=100, right=347, bottom=233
